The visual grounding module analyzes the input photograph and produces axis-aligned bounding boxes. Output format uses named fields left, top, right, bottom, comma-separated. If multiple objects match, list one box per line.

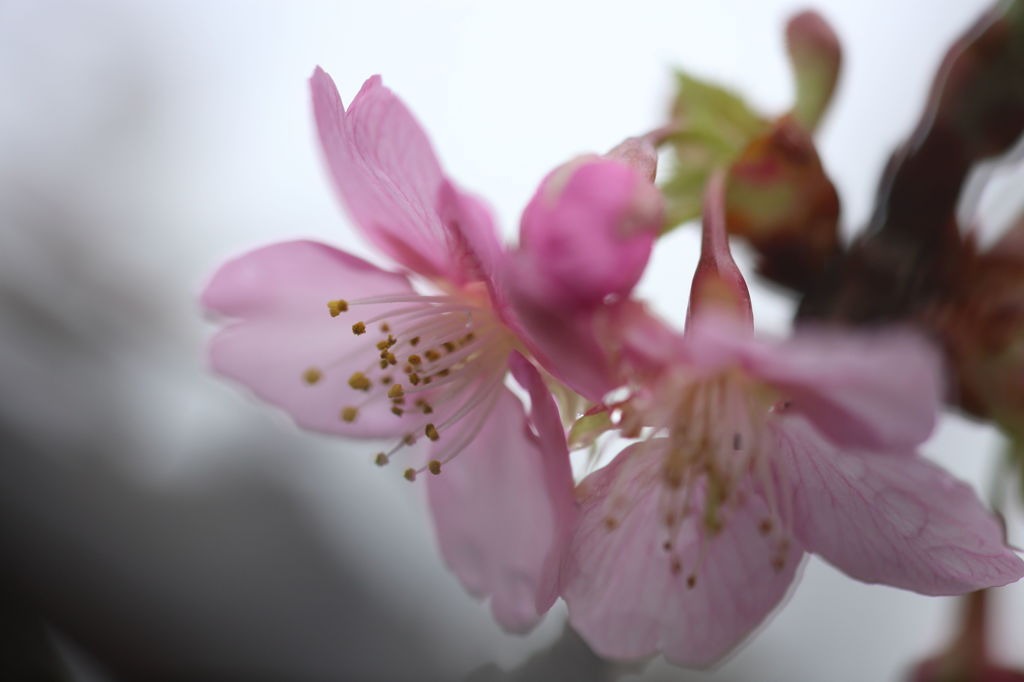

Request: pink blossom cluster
left=201, top=68, right=1023, bottom=666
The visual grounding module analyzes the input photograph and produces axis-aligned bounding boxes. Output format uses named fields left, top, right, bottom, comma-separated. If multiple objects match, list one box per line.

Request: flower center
left=606, top=368, right=793, bottom=586
left=305, top=288, right=514, bottom=479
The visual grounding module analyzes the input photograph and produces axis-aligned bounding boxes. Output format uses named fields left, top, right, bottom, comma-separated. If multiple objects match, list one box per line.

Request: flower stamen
left=308, top=291, right=515, bottom=479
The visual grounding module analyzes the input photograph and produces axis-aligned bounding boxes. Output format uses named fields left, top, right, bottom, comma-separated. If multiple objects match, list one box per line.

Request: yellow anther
left=408, top=373, right=421, bottom=386
left=386, top=352, right=397, bottom=366
left=380, top=323, right=390, bottom=332
left=424, top=349, right=441, bottom=362
left=408, top=354, right=422, bottom=366
left=374, top=453, right=389, bottom=466
left=387, top=384, right=404, bottom=399
left=377, top=340, right=390, bottom=351
left=347, top=372, right=371, bottom=391
left=422, top=403, right=433, bottom=414
left=423, top=376, right=433, bottom=385
left=410, top=336, right=420, bottom=346
left=381, top=376, right=393, bottom=385
left=428, top=460, right=442, bottom=475
left=443, top=341, right=456, bottom=353
left=327, top=299, right=348, bottom=317
left=460, top=332, right=475, bottom=346
left=352, top=321, right=367, bottom=335
left=415, top=399, right=433, bottom=415
left=402, top=364, right=413, bottom=374
left=437, top=369, right=450, bottom=377
left=302, top=367, right=323, bottom=385
left=379, top=359, right=389, bottom=370
left=425, top=424, right=439, bottom=441
left=403, top=468, right=416, bottom=481
left=340, top=407, right=358, bottom=423
left=402, top=433, right=415, bottom=446
left=391, top=406, right=404, bottom=416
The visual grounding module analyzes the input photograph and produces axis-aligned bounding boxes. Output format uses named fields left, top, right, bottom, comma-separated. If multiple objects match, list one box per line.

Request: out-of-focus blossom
left=784, top=0, right=1024, bottom=492
left=559, top=177, right=1024, bottom=667
left=908, top=589, right=1024, bottom=682
left=912, top=663, right=1024, bottom=682
left=798, top=0, right=1024, bottom=327
left=202, top=68, right=583, bottom=632
left=723, top=115, right=840, bottom=292
left=660, top=10, right=841, bottom=243
left=939, top=216, right=1024, bottom=445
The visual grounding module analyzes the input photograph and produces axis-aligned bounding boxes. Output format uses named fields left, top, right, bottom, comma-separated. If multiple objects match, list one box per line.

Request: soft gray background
left=1, top=1, right=1022, bottom=680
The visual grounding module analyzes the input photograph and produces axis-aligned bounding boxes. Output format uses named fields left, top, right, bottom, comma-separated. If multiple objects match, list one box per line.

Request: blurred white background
left=1, top=1, right=1021, bottom=680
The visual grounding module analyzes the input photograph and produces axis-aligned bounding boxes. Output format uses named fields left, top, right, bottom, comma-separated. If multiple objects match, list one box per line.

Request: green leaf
left=671, top=73, right=766, bottom=143
left=660, top=71, right=767, bottom=232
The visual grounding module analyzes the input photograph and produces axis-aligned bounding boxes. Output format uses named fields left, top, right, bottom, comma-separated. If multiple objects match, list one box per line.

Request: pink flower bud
left=518, top=151, right=663, bottom=308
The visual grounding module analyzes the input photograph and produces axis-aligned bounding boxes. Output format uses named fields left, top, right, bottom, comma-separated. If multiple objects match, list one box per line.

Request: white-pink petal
left=426, top=353, right=576, bottom=633
left=436, top=180, right=506, bottom=300
left=773, top=417, right=1024, bottom=595
left=563, top=441, right=803, bottom=667
left=311, top=68, right=489, bottom=285
left=686, top=315, right=944, bottom=451
left=201, top=240, right=416, bottom=438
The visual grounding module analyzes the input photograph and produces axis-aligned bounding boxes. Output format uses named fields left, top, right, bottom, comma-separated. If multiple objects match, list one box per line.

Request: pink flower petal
left=311, top=68, right=490, bottom=284
left=500, top=282, right=619, bottom=402
left=773, top=417, right=1024, bottom=595
left=202, top=240, right=418, bottom=438
left=426, top=353, right=576, bottom=633
left=437, top=179, right=506, bottom=301
left=686, top=315, right=944, bottom=450
left=503, top=282, right=680, bottom=403
left=610, top=300, right=686, bottom=377
left=760, top=326, right=944, bottom=450
left=563, top=440, right=803, bottom=666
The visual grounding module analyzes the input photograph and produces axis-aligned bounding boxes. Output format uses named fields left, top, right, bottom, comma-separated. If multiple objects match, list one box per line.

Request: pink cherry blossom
left=202, top=68, right=583, bottom=631
left=560, top=175, right=1024, bottom=667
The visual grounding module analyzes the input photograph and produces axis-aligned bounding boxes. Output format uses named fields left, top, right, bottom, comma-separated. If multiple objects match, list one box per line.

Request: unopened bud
left=517, top=151, right=664, bottom=308
left=786, top=11, right=842, bottom=132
